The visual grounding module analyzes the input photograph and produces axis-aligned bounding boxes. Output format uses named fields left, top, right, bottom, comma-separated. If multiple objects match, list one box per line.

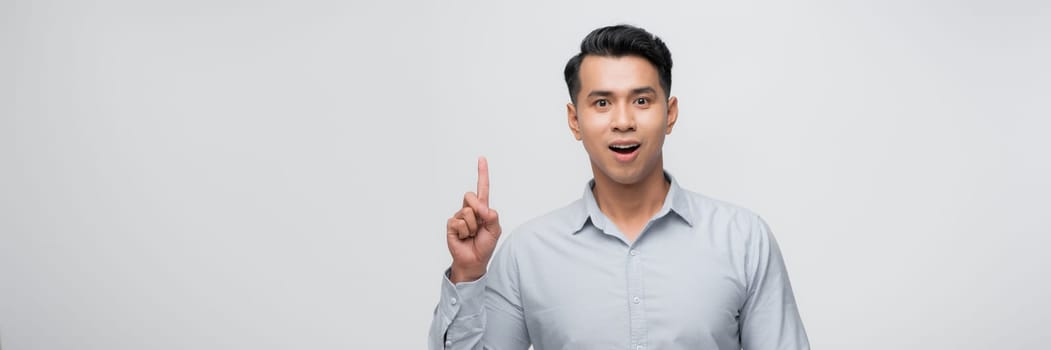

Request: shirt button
left=450, top=297, right=457, bottom=305
left=633, top=296, right=641, bottom=304
left=630, top=249, right=638, bottom=256
left=445, top=340, right=452, bottom=347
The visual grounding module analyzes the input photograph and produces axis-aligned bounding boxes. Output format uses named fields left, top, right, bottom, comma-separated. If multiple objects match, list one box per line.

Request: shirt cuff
left=439, top=267, right=488, bottom=319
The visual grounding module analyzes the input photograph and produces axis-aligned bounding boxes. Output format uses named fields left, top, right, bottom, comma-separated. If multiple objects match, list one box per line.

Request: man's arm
left=428, top=157, right=529, bottom=349
left=739, top=215, right=810, bottom=350
left=428, top=234, right=530, bottom=350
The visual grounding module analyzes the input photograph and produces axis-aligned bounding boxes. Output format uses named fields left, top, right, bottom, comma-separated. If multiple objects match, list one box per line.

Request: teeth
left=611, top=144, right=639, bottom=149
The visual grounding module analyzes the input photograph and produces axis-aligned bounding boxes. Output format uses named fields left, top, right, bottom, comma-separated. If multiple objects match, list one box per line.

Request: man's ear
left=567, top=102, right=582, bottom=140
left=665, top=96, right=679, bottom=135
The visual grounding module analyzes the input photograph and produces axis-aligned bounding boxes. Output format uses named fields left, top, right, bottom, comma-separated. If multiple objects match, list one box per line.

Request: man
left=429, top=24, right=809, bottom=350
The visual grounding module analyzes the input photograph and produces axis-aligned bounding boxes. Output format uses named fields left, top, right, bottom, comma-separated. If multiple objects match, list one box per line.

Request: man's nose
left=611, top=104, right=636, bottom=132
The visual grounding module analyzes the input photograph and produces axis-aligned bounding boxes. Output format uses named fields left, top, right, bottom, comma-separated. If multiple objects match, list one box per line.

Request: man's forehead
left=578, top=55, right=660, bottom=93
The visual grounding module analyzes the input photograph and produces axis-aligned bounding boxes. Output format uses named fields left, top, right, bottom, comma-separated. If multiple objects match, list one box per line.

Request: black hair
left=563, top=24, right=673, bottom=105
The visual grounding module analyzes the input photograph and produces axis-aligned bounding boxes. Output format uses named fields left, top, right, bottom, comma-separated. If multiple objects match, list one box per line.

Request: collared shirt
left=429, top=172, right=810, bottom=350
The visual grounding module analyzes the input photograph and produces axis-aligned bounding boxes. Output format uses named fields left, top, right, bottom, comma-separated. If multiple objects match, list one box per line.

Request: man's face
left=568, top=55, right=678, bottom=185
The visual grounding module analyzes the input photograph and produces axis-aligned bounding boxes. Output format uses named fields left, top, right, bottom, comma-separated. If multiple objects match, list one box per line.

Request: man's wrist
left=450, top=266, right=485, bottom=283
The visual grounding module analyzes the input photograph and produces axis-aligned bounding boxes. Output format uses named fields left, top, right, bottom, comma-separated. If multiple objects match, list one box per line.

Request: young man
left=429, top=25, right=810, bottom=350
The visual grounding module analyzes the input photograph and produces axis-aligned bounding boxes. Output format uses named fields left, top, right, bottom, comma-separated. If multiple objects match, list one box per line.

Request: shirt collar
left=571, top=171, right=695, bottom=234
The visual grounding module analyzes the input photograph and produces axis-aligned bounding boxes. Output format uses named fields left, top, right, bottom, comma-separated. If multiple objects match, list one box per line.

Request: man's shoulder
left=511, top=198, right=587, bottom=238
left=678, top=187, right=767, bottom=231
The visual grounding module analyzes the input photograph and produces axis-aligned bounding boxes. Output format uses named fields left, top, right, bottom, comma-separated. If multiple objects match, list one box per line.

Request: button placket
left=626, top=247, right=648, bottom=349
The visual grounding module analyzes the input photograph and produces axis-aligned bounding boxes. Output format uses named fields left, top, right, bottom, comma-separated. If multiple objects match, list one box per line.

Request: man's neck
left=591, top=161, right=670, bottom=238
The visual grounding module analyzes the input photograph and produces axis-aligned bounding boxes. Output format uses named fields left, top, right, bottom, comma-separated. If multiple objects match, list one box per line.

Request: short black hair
left=563, top=24, right=673, bottom=105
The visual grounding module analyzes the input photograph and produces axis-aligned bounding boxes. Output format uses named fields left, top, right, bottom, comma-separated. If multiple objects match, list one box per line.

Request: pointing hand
left=446, top=156, right=502, bottom=283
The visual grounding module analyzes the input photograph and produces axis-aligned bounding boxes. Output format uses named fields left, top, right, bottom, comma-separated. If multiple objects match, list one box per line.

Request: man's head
left=564, top=24, right=678, bottom=186
left=564, top=25, right=673, bottom=105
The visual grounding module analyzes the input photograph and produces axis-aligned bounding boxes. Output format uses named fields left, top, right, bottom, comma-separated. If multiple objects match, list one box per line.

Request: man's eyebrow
left=632, top=87, right=658, bottom=95
left=585, top=90, right=613, bottom=99
left=585, top=87, right=657, bottom=99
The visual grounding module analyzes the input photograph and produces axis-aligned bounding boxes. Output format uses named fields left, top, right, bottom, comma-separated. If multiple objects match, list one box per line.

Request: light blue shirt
left=429, top=172, right=809, bottom=349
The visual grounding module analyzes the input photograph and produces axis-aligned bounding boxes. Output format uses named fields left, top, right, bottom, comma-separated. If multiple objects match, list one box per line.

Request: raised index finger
left=477, top=156, right=490, bottom=208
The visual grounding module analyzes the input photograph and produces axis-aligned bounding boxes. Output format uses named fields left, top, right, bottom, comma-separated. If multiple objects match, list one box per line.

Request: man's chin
left=589, top=155, right=659, bottom=186
left=597, top=166, right=647, bottom=186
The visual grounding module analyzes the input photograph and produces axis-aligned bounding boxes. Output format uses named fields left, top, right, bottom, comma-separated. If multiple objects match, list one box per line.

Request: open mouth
left=609, top=144, right=640, bottom=154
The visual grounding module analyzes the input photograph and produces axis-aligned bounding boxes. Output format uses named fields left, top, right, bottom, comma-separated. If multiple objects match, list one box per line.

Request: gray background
left=3, top=0, right=1050, bottom=349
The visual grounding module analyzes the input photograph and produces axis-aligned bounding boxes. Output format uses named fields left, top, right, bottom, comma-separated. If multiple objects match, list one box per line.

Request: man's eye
left=595, top=100, right=608, bottom=107
left=635, top=98, right=649, bottom=105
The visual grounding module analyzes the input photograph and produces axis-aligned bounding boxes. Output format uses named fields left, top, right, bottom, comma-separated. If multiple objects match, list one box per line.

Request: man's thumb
left=483, top=209, right=500, bottom=232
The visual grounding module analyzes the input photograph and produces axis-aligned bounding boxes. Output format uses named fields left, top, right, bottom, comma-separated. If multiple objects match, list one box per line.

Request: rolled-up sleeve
left=739, top=215, right=810, bottom=350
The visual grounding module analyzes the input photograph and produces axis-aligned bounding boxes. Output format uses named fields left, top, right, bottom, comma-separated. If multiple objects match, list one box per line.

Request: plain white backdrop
left=3, top=0, right=1050, bottom=348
